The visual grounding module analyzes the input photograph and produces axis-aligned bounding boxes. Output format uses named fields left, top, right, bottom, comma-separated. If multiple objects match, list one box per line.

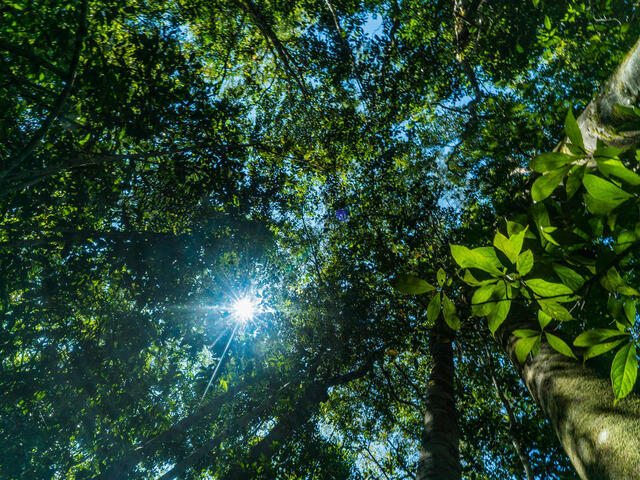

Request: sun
left=232, top=296, right=256, bottom=322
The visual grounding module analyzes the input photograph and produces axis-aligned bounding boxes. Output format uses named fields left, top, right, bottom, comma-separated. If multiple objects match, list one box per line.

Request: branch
left=3, top=0, right=89, bottom=177
left=236, top=0, right=308, bottom=95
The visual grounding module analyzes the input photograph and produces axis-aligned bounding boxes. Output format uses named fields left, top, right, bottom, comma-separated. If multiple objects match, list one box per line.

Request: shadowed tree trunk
left=490, top=33, right=640, bottom=480
left=496, top=317, right=640, bottom=480
left=417, top=320, right=460, bottom=480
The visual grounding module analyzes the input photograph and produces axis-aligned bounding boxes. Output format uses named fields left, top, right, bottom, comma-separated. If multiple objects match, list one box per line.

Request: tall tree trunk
left=417, top=321, right=460, bottom=480
left=497, top=317, right=640, bottom=480
left=493, top=33, right=640, bottom=480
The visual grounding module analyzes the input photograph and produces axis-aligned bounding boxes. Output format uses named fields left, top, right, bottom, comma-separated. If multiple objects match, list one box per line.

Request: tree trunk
left=417, top=322, right=460, bottom=480
left=493, top=32, right=640, bottom=480
left=497, top=318, right=640, bottom=480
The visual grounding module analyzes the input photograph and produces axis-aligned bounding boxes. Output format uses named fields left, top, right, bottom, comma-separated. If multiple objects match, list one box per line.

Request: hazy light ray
left=199, top=321, right=239, bottom=404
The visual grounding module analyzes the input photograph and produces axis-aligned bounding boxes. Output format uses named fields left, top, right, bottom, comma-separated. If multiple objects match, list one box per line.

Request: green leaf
left=437, top=268, right=446, bottom=287
left=462, top=270, right=496, bottom=287
left=552, top=264, right=585, bottom=292
left=565, top=107, right=584, bottom=151
left=487, top=292, right=511, bottom=335
left=531, top=166, right=571, bottom=202
left=426, top=292, right=441, bottom=326
left=546, top=333, right=577, bottom=359
left=526, top=278, right=574, bottom=302
left=391, top=275, right=436, bottom=295
left=611, top=343, right=638, bottom=403
left=600, top=267, right=640, bottom=296
left=515, top=335, right=541, bottom=363
left=574, top=329, right=628, bottom=347
left=450, top=245, right=503, bottom=276
left=538, top=310, right=553, bottom=329
left=583, top=174, right=633, bottom=208
left=442, top=293, right=460, bottom=330
left=583, top=192, right=620, bottom=216
left=530, top=152, right=576, bottom=172
left=513, top=329, right=540, bottom=338
left=510, top=228, right=527, bottom=258
left=516, top=250, right=534, bottom=276
left=538, top=299, right=573, bottom=321
left=566, top=165, right=585, bottom=199
left=544, top=15, right=551, bottom=30
left=493, top=232, right=519, bottom=264
left=471, top=284, right=496, bottom=316
left=624, top=300, right=637, bottom=325
left=78, top=132, right=91, bottom=145
left=596, top=159, right=640, bottom=186
left=584, top=339, right=625, bottom=361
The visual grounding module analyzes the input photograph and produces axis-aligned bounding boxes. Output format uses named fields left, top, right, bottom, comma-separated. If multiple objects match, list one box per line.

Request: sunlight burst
left=232, top=296, right=256, bottom=322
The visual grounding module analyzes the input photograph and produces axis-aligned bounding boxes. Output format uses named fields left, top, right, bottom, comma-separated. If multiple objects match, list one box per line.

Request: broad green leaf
left=566, top=165, right=585, bottom=199
left=538, top=310, right=553, bottom=329
left=450, top=245, right=503, bottom=276
left=471, top=284, right=496, bottom=316
left=531, top=166, right=571, bottom=202
left=583, top=174, right=633, bottom=207
left=538, top=299, right=573, bottom=321
left=442, top=293, right=460, bottom=330
left=614, top=229, right=637, bottom=254
left=552, top=264, right=585, bottom=292
left=493, top=231, right=519, bottom=264
left=391, top=275, right=436, bottom=295
left=624, top=300, right=637, bottom=325
left=546, top=333, right=577, bottom=359
left=544, top=15, right=551, bottom=30
left=596, top=158, right=640, bottom=185
left=530, top=152, right=576, bottom=172
left=515, top=335, right=541, bottom=363
left=487, top=294, right=511, bottom=335
left=513, top=329, right=540, bottom=338
left=516, top=250, right=534, bottom=276
left=565, top=107, right=584, bottom=151
left=600, top=267, right=640, bottom=296
left=594, top=141, right=626, bottom=159
left=574, top=329, right=628, bottom=347
left=437, top=268, right=446, bottom=287
left=611, top=343, right=638, bottom=403
left=462, top=270, right=496, bottom=287
left=526, top=278, right=574, bottom=302
left=584, top=339, right=625, bottom=361
left=510, top=228, right=527, bottom=259
left=583, top=192, right=620, bottom=216
left=426, top=292, right=441, bottom=326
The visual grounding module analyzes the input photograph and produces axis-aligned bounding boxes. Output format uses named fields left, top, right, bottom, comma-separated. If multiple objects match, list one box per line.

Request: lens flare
left=232, top=296, right=256, bottom=322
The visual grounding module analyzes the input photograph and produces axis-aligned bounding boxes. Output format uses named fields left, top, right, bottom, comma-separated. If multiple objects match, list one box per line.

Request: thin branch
left=236, top=0, right=308, bottom=95
left=481, top=334, right=534, bottom=480
left=4, top=0, right=89, bottom=177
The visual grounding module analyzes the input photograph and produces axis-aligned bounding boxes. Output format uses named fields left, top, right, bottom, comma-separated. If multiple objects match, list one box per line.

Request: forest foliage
left=2, top=0, right=640, bottom=478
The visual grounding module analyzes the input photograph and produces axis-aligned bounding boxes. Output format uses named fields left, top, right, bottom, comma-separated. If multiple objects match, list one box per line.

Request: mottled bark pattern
left=417, top=325, right=460, bottom=480
left=497, top=318, right=640, bottom=480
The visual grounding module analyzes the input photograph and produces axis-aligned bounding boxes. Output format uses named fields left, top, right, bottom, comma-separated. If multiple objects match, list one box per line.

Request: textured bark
left=497, top=320, right=640, bottom=480
left=417, top=324, right=460, bottom=480
left=574, top=36, right=640, bottom=150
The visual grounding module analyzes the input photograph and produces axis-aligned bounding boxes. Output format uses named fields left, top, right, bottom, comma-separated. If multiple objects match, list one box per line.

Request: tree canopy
left=3, top=0, right=640, bottom=479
